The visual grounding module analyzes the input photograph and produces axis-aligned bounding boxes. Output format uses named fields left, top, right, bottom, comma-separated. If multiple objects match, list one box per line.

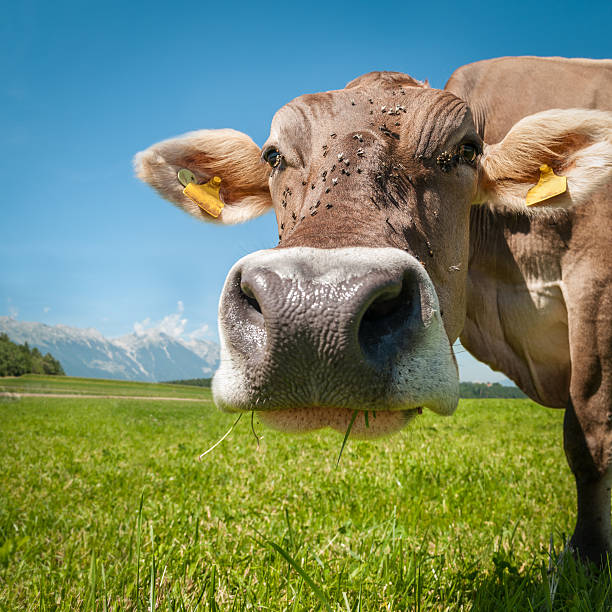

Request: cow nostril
left=358, top=272, right=419, bottom=362
left=240, top=283, right=262, bottom=314
left=363, top=289, right=405, bottom=322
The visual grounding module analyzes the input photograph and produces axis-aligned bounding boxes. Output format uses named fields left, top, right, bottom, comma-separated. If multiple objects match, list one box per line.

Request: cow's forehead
left=268, top=82, right=475, bottom=159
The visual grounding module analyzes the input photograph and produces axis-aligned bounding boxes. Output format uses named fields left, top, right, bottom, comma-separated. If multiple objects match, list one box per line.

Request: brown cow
left=135, top=56, right=612, bottom=563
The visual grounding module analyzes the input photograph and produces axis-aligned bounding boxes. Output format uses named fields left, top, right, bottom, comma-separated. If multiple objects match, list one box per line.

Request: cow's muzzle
left=212, top=247, right=458, bottom=437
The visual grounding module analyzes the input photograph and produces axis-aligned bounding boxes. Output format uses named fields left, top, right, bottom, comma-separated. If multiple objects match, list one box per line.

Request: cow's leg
left=563, top=259, right=612, bottom=565
left=564, top=400, right=612, bottom=564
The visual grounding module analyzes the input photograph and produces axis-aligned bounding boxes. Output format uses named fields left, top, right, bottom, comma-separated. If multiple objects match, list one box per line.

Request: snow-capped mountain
left=0, top=317, right=220, bottom=382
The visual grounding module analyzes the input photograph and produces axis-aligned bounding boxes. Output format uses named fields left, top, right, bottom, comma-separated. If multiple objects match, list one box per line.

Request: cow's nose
left=217, top=247, right=437, bottom=374
left=238, top=260, right=419, bottom=360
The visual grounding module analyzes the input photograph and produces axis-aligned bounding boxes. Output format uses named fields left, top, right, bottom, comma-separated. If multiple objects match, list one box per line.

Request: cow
left=135, top=56, right=612, bottom=564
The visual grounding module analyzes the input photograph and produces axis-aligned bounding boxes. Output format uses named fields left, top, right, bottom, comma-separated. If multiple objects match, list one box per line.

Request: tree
left=0, top=334, right=65, bottom=377
left=459, top=382, right=526, bottom=399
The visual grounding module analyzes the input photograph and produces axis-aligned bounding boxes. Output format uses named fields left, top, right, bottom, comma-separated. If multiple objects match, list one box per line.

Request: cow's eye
left=263, top=147, right=282, bottom=169
left=458, top=143, right=479, bottom=164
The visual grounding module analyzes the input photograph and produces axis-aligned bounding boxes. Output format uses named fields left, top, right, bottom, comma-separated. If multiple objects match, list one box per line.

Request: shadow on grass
left=450, top=547, right=612, bottom=612
left=253, top=527, right=612, bottom=611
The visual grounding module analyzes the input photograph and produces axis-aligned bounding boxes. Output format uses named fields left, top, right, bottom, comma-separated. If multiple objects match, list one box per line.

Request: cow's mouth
left=256, top=406, right=422, bottom=439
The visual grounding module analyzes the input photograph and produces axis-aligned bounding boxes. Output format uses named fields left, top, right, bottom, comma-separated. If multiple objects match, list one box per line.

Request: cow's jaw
left=212, top=247, right=459, bottom=436
left=257, top=406, right=421, bottom=439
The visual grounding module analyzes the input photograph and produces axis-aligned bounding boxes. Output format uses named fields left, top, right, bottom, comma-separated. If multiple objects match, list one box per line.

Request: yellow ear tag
left=525, top=164, right=567, bottom=207
left=177, top=169, right=224, bottom=218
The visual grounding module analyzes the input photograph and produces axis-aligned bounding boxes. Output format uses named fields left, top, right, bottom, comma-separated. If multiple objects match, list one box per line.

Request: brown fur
left=447, top=56, right=612, bottom=564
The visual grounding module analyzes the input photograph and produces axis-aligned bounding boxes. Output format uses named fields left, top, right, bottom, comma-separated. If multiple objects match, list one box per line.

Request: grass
left=0, top=374, right=211, bottom=400
left=0, top=378, right=610, bottom=610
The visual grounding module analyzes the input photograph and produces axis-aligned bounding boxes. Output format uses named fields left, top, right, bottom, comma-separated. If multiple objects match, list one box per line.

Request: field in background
left=1, top=378, right=610, bottom=610
left=0, top=374, right=210, bottom=400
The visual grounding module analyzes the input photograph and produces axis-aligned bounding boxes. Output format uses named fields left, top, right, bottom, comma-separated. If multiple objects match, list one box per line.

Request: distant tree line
left=459, top=382, right=526, bottom=398
left=165, top=377, right=212, bottom=387
left=0, top=333, right=65, bottom=377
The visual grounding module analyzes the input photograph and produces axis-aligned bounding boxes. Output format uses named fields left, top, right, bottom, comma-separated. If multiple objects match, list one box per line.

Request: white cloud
left=132, top=301, right=212, bottom=343
left=186, top=322, right=210, bottom=342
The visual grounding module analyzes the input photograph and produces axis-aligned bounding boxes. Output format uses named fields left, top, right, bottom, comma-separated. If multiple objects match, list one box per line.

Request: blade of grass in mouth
left=250, top=410, right=260, bottom=448
left=198, top=413, right=243, bottom=460
left=336, top=409, right=359, bottom=468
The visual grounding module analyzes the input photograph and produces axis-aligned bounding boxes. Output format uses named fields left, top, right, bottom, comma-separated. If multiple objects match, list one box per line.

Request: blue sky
left=1, top=0, right=610, bottom=382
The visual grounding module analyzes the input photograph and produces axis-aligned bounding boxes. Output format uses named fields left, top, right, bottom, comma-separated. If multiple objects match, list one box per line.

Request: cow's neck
left=460, top=204, right=572, bottom=407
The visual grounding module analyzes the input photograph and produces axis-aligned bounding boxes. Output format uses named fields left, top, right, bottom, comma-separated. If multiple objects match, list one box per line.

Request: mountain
left=0, top=317, right=220, bottom=382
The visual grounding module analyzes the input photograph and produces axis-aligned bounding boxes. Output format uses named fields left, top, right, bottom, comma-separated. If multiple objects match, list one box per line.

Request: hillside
left=0, top=317, right=219, bottom=382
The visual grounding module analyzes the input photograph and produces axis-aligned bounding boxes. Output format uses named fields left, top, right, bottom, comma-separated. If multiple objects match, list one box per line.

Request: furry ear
left=134, top=129, right=272, bottom=224
left=475, top=109, right=612, bottom=211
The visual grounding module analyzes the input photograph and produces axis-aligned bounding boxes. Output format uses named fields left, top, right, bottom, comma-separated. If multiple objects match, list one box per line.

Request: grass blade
left=136, top=491, right=144, bottom=610
left=209, top=565, right=217, bottom=611
left=251, top=410, right=261, bottom=448
left=199, top=413, right=243, bottom=460
left=336, top=410, right=359, bottom=468
left=149, top=522, right=156, bottom=612
left=101, top=562, right=108, bottom=612
left=266, top=539, right=332, bottom=612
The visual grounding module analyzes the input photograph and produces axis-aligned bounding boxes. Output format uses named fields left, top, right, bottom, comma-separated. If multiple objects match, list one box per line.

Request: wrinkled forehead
left=269, top=81, right=474, bottom=157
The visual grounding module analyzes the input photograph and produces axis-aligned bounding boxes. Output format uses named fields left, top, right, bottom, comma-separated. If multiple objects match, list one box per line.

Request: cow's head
left=135, top=72, right=612, bottom=438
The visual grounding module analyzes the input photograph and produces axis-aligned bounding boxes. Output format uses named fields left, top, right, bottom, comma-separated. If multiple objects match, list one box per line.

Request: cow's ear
left=134, top=129, right=272, bottom=224
left=475, top=109, right=612, bottom=212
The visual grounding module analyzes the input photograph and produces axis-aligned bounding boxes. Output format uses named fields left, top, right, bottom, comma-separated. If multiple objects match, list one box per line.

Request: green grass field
left=0, top=374, right=210, bottom=400
left=0, top=378, right=610, bottom=610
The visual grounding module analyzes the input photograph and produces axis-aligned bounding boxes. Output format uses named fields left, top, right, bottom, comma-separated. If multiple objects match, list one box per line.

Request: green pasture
left=0, top=379, right=610, bottom=610
left=0, top=374, right=209, bottom=400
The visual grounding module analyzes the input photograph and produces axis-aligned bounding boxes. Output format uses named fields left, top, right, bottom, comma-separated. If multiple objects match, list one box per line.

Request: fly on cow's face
left=436, top=151, right=454, bottom=172
left=436, top=142, right=481, bottom=172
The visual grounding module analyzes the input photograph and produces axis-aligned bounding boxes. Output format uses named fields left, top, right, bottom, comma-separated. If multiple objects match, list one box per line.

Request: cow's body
left=447, top=57, right=612, bottom=406
left=136, top=56, right=612, bottom=563
left=446, top=57, right=612, bottom=561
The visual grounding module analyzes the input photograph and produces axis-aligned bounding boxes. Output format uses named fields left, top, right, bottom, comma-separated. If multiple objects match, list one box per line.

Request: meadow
left=0, top=379, right=610, bottom=610
left=0, top=374, right=209, bottom=400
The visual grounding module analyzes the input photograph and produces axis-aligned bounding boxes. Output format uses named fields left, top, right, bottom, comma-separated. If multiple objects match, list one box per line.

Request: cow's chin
left=256, top=406, right=419, bottom=439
